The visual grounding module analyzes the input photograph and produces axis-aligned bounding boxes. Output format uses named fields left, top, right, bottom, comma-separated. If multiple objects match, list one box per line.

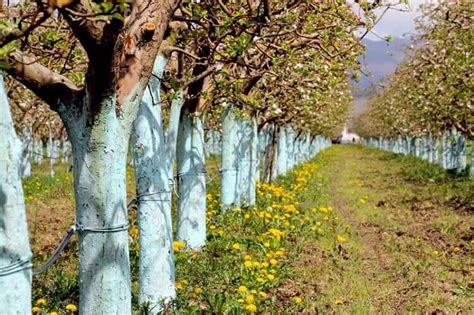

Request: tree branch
left=4, top=50, right=82, bottom=110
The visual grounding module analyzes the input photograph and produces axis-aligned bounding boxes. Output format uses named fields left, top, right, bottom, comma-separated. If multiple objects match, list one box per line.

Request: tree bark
left=131, top=54, right=175, bottom=311
left=176, top=108, right=206, bottom=249
left=0, top=75, right=32, bottom=314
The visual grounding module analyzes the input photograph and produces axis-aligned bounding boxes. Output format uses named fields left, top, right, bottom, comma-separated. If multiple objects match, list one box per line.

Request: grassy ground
left=281, top=144, right=473, bottom=313
left=24, top=145, right=473, bottom=313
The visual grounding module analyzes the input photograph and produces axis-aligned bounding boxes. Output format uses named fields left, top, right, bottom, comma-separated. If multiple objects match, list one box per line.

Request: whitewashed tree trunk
left=33, top=139, right=43, bottom=164
left=176, top=108, right=206, bottom=249
left=57, top=92, right=138, bottom=314
left=0, top=75, right=32, bottom=315
left=131, top=55, right=175, bottom=310
left=276, top=127, right=288, bottom=176
left=21, top=126, right=32, bottom=178
left=237, top=120, right=252, bottom=205
left=248, top=117, right=258, bottom=205
left=220, top=106, right=239, bottom=210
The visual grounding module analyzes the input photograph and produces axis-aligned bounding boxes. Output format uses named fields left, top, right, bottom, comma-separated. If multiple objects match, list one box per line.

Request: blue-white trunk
left=248, top=117, right=258, bottom=205
left=48, top=128, right=55, bottom=177
left=131, top=55, right=175, bottom=310
left=276, top=127, right=288, bottom=176
left=237, top=120, right=252, bottom=205
left=21, top=126, right=32, bottom=178
left=220, top=106, right=239, bottom=210
left=165, top=90, right=184, bottom=192
left=62, top=96, right=133, bottom=315
left=176, top=109, right=206, bottom=249
left=33, top=139, right=43, bottom=164
left=0, top=75, right=32, bottom=315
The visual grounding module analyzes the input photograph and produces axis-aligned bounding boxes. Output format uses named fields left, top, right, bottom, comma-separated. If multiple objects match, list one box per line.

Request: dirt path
left=278, top=145, right=473, bottom=313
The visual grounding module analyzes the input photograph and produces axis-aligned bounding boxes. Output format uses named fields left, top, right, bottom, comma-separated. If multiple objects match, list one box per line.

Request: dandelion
left=51, top=312, right=59, bottom=315
left=194, top=287, right=203, bottom=294
left=232, top=243, right=241, bottom=251
left=294, top=296, right=302, bottom=304
left=244, top=214, right=250, bottom=219
left=238, top=298, right=244, bottom=303
left=269, top=259, right=278, bottom=265
left=258, top=291, right=267, bottom=299
left=336, top=235, right=347, bottom=243
left=244, top=261, right=253, bottom=268
left=65, top=304, right=78, bottom=312
left=250, top=289, right=257, bottom=294
left=238, top=286, right=247, bottom=293
left=244, top=304, right=257, bottom=313
left=333, top=298, right=343, bottom=305
left=244, top=255, right=252, bottom=261
left=267, top=274, right=275, bottom=280
left=256, top=277, right=264, bottom=283
left=452, top=246, right=461, bottom=253
left=129, top=227, right=139, bottom=238
left=32, top=307, right=41, bottom=313
left=36, top=298, right=47, bottom=306
left=245, top=294, right=255, bottom=304
left=263, top=242, right=270, bottom=248
left=173, top=241, right=185, bottom=251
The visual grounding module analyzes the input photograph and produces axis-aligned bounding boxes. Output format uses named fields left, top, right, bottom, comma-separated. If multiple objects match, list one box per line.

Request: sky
left=364, top=0, right=430, bottom=41
left=350, top=0, right=436, bottom=116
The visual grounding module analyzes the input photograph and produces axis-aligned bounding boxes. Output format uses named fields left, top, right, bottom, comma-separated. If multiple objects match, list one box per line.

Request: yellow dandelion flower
left=452, top=247, right=461, bottom=253
left=294, top=297, right=302, bottom=304
left=51, top=312, right=59, bottom=315
left=244, top=304, right=257, bottom=313
left=258, top=291, right=267, bottom=299
left=244, top=255, right=252, bottom=261
left=173, top=241, right=185, bottom=251
left=238, top=298, right=244, bottom=303
left=245, top=294, right=255, bottom=304
left=244, top=261, right=253, bottom=268
left=129, top=227, right=139, bottom=238
left=32, top=307, right=41, bottom=313
left=194, top=287, right=203, bottom=294
left=263, top=242, right=270, bottom=248
left=269, top=259, right=278, bottom=265
left=232, top=243, right=241, bottom=251
left=238, top=286, right=247, bottom=293
left=256, top=277, right=264, bottom=283
left=267, top=274, right=275, bottom=280
left=250, top=289, right=257, bottom=294
left=36, top=298, right=47, bottom=306
left=65, top=304, right=78, bottom=312
left=337, top=235, right=347, bottom=243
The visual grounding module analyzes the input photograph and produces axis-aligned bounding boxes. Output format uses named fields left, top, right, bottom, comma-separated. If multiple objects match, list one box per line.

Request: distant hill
left=351, top=37, right=412, bottom=115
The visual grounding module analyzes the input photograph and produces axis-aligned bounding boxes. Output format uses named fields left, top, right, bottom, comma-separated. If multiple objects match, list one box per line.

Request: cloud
left=351, top=0, right=435, bottom=41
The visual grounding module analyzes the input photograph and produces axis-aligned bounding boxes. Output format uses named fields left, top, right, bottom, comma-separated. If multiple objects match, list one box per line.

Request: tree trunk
left=248, top=117, right=258, bottom=206
left=165, top=89, right=184, bottom=191
left=21, top=126, right=32, bottom=178
left=237, top=120, right=252, bottom=205
left=0, top=75, right=32, bottom=314
left=131, top=54, right=175, bottom=310
left=176, top=108, right=206, bottom=249
left=276, top=127, right=288, bottom=176
left=60, top=95, right=134, bottom=315
left=220, top=106, right=239, bottom=210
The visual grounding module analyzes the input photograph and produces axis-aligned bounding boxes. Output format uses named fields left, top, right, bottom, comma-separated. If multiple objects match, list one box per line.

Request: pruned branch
left=4, top=50, right=82, bottom=110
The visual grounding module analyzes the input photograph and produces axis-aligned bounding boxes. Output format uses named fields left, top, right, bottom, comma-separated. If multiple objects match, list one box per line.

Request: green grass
left=26, top=145, right=473, bottom=313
